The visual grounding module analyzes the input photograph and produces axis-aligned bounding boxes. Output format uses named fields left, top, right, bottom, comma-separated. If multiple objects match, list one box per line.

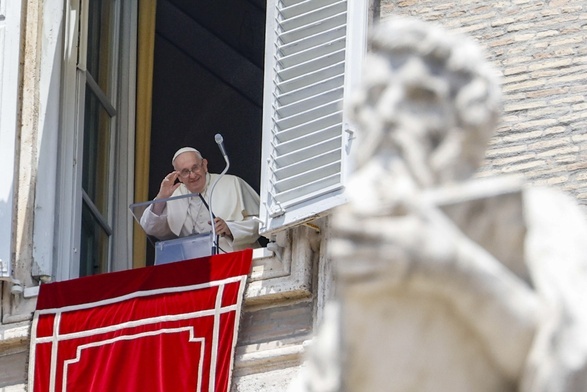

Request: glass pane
left=80, top=0, right=118, bottom=277
left=82, top=87, right=112, bottom=217
left=80, top=201, right=109, bottom=276
left=86, top=0, right=113, bottom=97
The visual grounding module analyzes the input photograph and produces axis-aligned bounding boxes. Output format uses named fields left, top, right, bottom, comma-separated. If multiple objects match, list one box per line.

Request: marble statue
left=289, top=16, right=587, bottom=392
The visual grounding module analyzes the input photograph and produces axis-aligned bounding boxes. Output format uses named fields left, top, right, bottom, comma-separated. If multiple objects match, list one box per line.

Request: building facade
left=382, top=0, right=587, bottom=200
left=1, top=0, right=586, bottom=390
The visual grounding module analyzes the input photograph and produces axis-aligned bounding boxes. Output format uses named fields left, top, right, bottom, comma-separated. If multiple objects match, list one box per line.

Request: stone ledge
left=0, top=322, right=29, bottom=349
left=233, top=340, right=310, bottom=377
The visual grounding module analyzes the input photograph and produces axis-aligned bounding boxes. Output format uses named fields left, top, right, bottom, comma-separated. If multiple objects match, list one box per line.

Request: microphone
left=215, top=133, right=227, bottom=158
left=209, top=133, right=231, bottom=255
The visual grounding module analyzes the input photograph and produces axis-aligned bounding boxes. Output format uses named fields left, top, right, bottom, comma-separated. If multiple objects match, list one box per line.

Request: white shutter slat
left=272, top=136, right=342, bottom=198
left=278, top=12, right=346, bottom=45
left=278, top=49, right=345, bottom=80
left=260, top=0, right=367, bottom=234
left=280, top=0, right=336, bottom=8
left=271, top=174, right=342, bottom=210
left=274, top=158, right=340, bottom=195
left=274, top=136, right=341, bottom=171
left=278, top=26, right=346, bottom=57
left=277, top=62, right=345, bottom=95
left=280, top=0, right=346, bottom=19
left=276, top=85, right=343, bottom=116
left=279, top=2, right=347, bottom=33
left=275, top=100, right=342, bottom=131
left=274, top=112, right=341, bottom=143
left=274, top=124, right=340, bottom=152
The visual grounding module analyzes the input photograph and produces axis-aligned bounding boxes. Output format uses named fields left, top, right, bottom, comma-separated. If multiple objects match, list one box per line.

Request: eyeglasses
left=178, top=163, right=204, bottom=178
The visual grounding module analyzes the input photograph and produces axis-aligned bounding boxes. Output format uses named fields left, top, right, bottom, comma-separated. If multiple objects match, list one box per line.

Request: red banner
left=29, top=249, right=252, bottom=392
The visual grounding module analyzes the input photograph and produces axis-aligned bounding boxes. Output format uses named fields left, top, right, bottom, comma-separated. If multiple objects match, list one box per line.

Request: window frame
left=34, top=0, right=137, bottom=282
left=78, top=0, right=119, bottom=277
left=33, top=0, right=366, bottom=283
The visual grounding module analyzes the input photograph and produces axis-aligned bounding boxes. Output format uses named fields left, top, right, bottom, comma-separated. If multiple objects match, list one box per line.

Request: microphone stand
left=208, top=134, right=230, bottom=255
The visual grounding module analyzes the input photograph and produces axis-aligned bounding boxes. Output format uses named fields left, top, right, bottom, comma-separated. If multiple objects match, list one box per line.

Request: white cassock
left=140, top=173, right=261, bottom=252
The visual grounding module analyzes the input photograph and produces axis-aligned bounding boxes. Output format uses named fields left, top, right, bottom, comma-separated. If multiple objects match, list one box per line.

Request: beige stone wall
left=380, top=0, right=587, bottom=207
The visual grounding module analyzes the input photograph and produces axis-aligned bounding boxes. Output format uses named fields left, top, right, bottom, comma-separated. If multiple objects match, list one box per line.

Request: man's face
left=174, top=152, right=208, bottom=193
left=362, top=54, right=457, bottom=186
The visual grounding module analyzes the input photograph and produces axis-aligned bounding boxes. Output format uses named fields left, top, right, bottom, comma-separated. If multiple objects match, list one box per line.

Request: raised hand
left=157, top=171, right=181, bottom=199
left=152, top=171, right=181, bottom=215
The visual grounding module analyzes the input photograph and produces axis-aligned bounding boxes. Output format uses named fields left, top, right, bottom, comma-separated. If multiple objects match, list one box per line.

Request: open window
left=145, top=0, right=367, bottom=254
left=32, top=0, right=367, bottom=282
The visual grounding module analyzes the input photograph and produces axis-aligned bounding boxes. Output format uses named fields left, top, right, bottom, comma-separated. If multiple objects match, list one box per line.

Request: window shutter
left=0, top=0, right=22, bottom=278
left=259, top=0, right=367, bottom=235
